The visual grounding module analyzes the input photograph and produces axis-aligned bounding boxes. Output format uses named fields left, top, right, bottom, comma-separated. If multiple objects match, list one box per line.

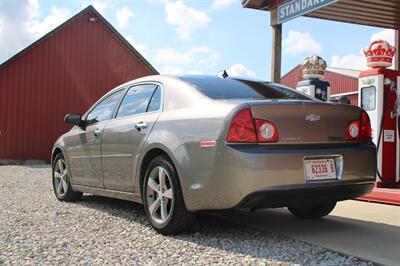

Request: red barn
left=281, top=65, right=360, bottom=105
left=0, top=6, right=158, bottom=162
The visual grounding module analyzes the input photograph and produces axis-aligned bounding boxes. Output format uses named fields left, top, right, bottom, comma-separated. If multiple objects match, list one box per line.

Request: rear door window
left=116, top=84, right=158, bottom=118
left=147, top=86, right=162, bottom=112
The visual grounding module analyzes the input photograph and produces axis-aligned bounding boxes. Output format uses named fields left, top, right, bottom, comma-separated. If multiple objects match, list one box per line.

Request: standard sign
left=277, top=0, right=338, bottom=24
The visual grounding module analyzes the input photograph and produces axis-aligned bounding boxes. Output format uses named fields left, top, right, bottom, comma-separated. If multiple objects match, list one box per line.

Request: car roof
left=176, top=74, right=264, bottom=83
left=115, top=74, right=265, bottom=88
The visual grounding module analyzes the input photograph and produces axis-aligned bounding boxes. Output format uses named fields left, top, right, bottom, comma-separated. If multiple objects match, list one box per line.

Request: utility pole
left=270, top=8, right=282, bottom=83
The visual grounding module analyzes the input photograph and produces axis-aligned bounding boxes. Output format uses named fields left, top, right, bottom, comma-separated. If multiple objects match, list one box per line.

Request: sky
left=0, top=0, right=396, bottom=81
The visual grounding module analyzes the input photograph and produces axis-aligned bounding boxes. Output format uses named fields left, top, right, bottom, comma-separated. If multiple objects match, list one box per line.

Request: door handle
left=135, top=121, right=148, bottom=131
left=93, top=128, right=101, bottom=137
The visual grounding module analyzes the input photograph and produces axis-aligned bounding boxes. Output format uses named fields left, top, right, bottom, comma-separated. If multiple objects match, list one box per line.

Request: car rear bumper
left=234, top=181, right=374, bottom=209
left=177, top=142, right=377, bottom=211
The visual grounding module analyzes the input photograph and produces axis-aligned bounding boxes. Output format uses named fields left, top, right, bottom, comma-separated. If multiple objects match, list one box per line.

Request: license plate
left=304, top=158, right=337, bottom=181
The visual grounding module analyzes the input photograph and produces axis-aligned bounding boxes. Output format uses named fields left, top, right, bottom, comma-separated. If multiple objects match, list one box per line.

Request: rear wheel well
left=140, top=148, right=171, bottom=194
left=52, top=148, right=63, bottom=164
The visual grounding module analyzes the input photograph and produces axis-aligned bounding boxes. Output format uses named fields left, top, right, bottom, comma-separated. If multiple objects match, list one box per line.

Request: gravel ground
left=0, top=165, right=372, bottom=265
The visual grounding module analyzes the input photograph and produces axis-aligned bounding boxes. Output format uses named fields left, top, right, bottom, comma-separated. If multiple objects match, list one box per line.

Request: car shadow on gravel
left=73, top=195, right=349, bottom=264
left=76, top=195, right=148, bottom=225
left=75, top=195, right=247, bottom=230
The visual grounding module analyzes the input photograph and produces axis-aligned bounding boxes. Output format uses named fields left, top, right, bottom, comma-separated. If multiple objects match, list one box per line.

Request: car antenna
left=217, top=70, right=229, bottom=79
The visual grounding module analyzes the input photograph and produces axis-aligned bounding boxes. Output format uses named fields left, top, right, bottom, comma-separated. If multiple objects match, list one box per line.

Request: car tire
left=287, top=202, right=336, bottom=219
left=52, top=153, right=83, bottom=202
left=142, top=155, right=196, bottom=235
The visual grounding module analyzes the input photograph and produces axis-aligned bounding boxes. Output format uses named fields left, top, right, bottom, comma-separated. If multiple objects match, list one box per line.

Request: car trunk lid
left=249, top=101, right=361, bottom=144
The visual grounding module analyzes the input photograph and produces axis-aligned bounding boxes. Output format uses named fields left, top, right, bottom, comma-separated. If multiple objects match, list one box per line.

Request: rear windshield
left=179, top=76, right=311, bottom=100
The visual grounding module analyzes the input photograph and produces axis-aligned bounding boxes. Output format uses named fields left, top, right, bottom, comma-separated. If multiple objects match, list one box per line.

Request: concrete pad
left=215, top=200, right=400, bottom=266
left=333, top=200, right=400, bottom=227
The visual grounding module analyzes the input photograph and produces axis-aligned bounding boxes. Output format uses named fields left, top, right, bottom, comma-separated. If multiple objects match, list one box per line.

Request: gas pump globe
left=359, top=39, right=400, bottom=188
left=296, top=55, right=331, bottom=102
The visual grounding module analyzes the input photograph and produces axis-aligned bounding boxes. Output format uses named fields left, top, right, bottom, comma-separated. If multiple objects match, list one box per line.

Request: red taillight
left=226, top=108, right=279, bottom=143
left=345, top=110, right=372, bottom=141
left=226, top=108, right=257, bottom=143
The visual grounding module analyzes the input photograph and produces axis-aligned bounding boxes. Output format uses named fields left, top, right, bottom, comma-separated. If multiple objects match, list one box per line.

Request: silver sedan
left=52, top=75, right=376, bottom=234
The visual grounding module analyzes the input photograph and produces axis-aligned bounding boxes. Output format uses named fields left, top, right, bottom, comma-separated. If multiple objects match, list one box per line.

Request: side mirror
left=64, top=113, right=83, bottom=126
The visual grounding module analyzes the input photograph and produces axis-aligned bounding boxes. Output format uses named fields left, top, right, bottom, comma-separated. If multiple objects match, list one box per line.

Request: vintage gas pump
left=296, top=55, right=331, bottom=102
left=359, top=40, right=400, bottom=188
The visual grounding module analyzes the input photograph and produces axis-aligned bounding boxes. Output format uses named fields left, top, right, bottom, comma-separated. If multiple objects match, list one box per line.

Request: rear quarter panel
left=137, top=103, right=237, bottom=200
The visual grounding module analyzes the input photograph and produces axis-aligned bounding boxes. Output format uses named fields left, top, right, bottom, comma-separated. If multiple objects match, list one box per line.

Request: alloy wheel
left=146, top=166, right=174, bottom=224
left=54, top=159, right=69, bottom=198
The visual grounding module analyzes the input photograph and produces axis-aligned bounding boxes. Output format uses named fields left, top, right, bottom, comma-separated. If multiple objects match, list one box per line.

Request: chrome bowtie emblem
left=306, top=113, right=320, bottom=122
